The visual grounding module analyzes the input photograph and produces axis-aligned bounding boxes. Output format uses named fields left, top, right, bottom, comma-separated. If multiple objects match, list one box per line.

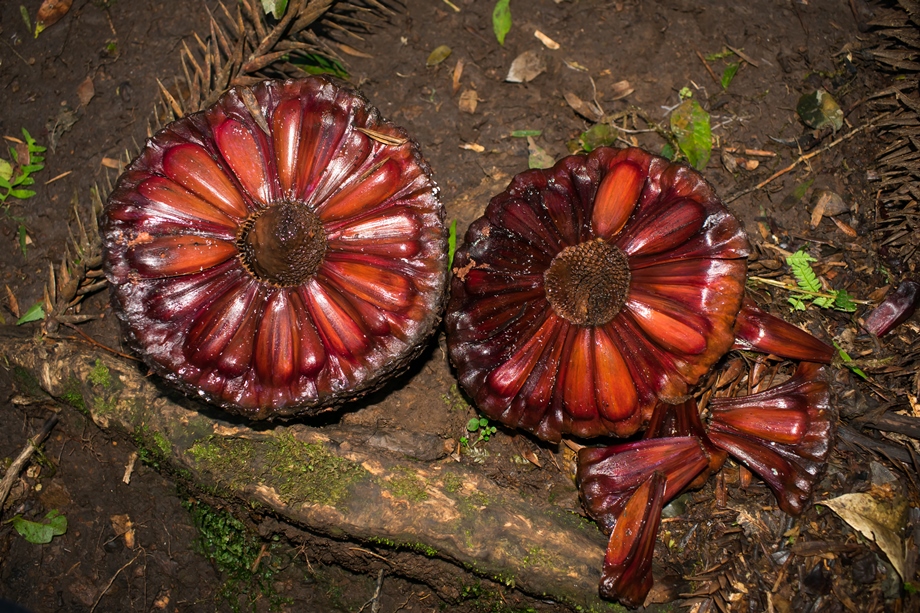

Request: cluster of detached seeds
left=103, top=77, right=837, bottom=606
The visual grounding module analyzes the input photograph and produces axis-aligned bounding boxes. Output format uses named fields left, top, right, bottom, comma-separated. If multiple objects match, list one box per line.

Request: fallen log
left=0, top=328, right=608, bottom=609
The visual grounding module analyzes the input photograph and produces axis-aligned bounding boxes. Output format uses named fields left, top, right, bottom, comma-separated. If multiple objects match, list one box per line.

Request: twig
left=725, top=113, right=892, bottom=203
left=349, top=547, right=392, bottom=564
left=0, top=414, right=59, bottom=515
left=358, top=569, right=385, bottom=613
left=696, top=49, right=720, bottom=85
left=90, top=552, right=140, bottom=612
left=57, top=321, right=141, bottom=362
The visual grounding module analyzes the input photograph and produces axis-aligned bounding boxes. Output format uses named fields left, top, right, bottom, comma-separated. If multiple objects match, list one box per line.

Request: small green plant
left=0, top=128, right=46, bottom=205
left=786, top=249, right=857, bottom=312
left=289, top=52, right=348, bottom=79
left=185, top=499, right=290, bottom=612
left=461, top=416, right=497, bottom=447
left=10, top=509, right=67, bottom=544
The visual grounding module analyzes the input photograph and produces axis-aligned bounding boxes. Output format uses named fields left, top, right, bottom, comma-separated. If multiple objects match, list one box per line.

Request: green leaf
left=9, top=189, right=35, bottom=200
left=834, top=289, right=858, bottom=312
left=510, top=129, right=542, bottom=138
left=289, top=53, right=349, bottom=79
left=787, top=250, right=821, bottom=292
left=660, top=142, right=676, bottom=160
left=260, top=0, right=288, bottom=19
left=492, top=0, right=512, bottom=45
left=721, top=62, right=739, bottom=89
left=670, top=99, right=712, bottom=170
left=834, top=342, right=868, bottom=380
left=568, top=123, right=617, bottom=154
left=0, top=159, right=12, bottom=182
left=20, top=5, right=31, bottom=34
left=447, top=219, right=458, bottom=269
left=16, top=301, right=45, bottom=325
left=797, top=89, right=843, bottom=132
left=20, top=164, right=44, bottom=174
left=12, top=510, right=67, bottom=544
left=466, top=417, right=482, bottom=432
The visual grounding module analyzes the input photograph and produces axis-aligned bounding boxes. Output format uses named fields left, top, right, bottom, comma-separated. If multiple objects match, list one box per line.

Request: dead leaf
left=458, top=89, right=479, bottom=114
left=76, top=76, right=95, bottom=107
left=564, top=91, right=601, bottom=122
left=34, top=0, right=73, bottom=37
left=823, top=491, right=908, bottom=580
left=452, top=58, right=465, bottom=95
left=832, top=217, right=858, bottom=237
left=426, top=45, right=452, bottom=67
left=810, top=196, right=827, bottom=228
left=811, top=189, right=849, bottom=216
left=110, top=514, right=136, bottom=549
left=460, top=143, right=485, bottom=153
left=5, top=285, right=20, bottom=319
left=526, top=136, right=554, bottom=169
left=506, top=50, right=546, bottom=83
left=534, top=30, right=560, bottom=50
left=609, top=79, right=634, bottom=100
left=101, top=157, right=124, bottom=171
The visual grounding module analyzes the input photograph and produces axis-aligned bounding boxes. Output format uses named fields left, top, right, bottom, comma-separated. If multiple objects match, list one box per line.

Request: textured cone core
left=238, top=201, right=327, bottom=286
left=544, top=238, right=631, bottom=326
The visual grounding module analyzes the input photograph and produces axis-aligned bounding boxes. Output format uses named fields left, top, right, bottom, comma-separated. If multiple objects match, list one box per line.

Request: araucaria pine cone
left=103, top=77, right=447, bottom=418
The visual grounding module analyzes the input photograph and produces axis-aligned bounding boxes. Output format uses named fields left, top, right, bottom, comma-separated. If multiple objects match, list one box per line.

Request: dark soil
left=1, top=0, right=918, bottom=612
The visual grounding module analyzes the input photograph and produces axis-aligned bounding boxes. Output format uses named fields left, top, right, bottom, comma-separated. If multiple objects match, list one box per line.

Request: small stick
left=696, top=49, right=720, bottom=85
left=0, top=414, right=59, bottom=515
left=90, top=552, right=140, bottom=613
left=726, top=113, right=892, bottom=203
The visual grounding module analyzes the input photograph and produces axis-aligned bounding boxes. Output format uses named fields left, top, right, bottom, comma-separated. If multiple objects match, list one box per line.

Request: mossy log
left=1, top=329, right=614, bottom=610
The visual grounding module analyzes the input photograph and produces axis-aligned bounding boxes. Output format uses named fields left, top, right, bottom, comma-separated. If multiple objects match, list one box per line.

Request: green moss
left=383, top=466, right=428, bottom=502
left=188, top=437, right=257, bottom=492
left=11, top=365, right=43, bottom=398
left=87, top=358, right=111, bottom=388
left=58, top=377, right=86, bottom=413
left=133, top=425, right=172, bottom=470
left=441, top=471, right=463, bottom=493
left=265, top=433, right=367, bottom=508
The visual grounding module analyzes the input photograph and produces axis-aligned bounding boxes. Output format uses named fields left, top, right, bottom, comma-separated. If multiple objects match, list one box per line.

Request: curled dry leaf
left=564, top=92, right=602, bottom=122
left=609, top=80, right=634, bottom=101
left=34, top=0, right=72, bottom=37
left=506, top=50, right=546, bottom=83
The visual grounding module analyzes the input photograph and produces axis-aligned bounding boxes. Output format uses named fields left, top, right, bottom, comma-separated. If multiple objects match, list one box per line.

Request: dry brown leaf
left=35, top=0, right=73, bottom=37
left=452, top=58, right=465, bottom=95
left=101, top=157, right=124, bottom=171
left=563, top=91, right=601, bottom=122
left=110, top=514, right=136, bottom=549
left=823, top=491, right=908, bottom=580
left=76, top=76, right=95, bottom=107
left=458, top=89, right=479, bottom=114
left=609, top=79, right=634, bottom=100
left=5, top=285, right=20, bottom=319
left=506, top=50, right=546, bottom=83
left=832, top=217, right=858, bottom=237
